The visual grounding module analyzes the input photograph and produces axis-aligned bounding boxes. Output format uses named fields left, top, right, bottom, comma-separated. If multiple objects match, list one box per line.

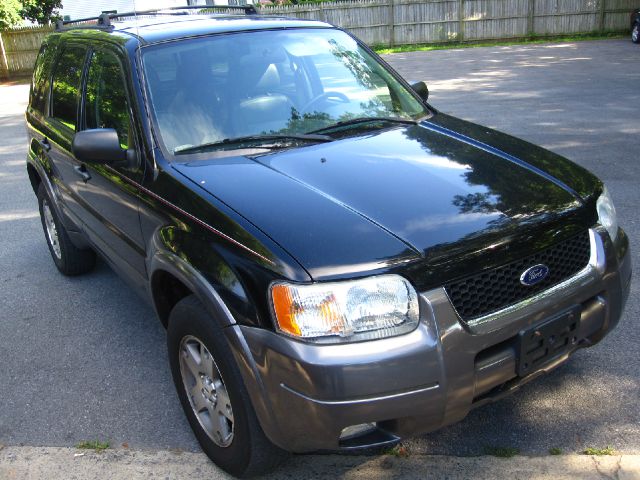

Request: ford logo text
left=520, top=264, right=550, bottom=286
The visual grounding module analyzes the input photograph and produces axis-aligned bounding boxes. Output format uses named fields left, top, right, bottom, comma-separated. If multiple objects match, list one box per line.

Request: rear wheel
left=37, top=183, right=96, bottom=275
left=633, top=23, right=640, bottom=44
left=167, top=295, right=288, bottom=477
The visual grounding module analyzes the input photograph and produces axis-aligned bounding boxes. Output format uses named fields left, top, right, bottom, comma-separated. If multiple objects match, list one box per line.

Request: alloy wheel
left=179, top=335, right=234, bottom=447
left=42, top=199, right=62, bottom=259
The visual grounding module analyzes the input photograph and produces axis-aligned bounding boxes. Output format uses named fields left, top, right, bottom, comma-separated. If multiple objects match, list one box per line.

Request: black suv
left=26, top=7, right=631, bottom=477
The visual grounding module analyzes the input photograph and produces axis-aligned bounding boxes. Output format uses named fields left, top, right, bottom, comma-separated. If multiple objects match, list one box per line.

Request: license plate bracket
left=516, top=306, right=581, bottom=377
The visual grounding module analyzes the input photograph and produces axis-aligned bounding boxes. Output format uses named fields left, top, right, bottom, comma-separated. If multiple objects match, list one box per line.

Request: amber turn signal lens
left=271, top=284, right=301, bottom=336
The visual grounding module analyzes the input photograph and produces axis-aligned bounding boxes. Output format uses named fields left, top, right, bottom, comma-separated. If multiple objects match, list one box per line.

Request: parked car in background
left=25, top=6, right=632, bottom=478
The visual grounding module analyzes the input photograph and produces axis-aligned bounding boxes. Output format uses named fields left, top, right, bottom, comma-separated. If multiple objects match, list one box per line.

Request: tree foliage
left=20, top=0, right=62, bottom=25
left=0, top=0, right=22, bottom=29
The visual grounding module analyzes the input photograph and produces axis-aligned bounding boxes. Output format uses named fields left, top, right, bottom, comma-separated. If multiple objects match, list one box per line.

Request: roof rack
left=55, top=5, right=258, bottom=31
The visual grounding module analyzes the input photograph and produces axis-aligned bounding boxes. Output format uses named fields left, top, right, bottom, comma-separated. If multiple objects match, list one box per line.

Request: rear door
left=45, top=43, right=89, bottom=227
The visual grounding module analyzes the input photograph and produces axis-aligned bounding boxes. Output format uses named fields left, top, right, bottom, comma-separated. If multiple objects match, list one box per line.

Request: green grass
left=76, top=440, right=110, bottom=451
left=385, top=444, right=410, bottom=457
left=549, top=447, right=563, bottom=455
left=373, top=31, right=626, bottom=54
left=483, top=446, right=520, bottom=458
left=584, top=446, right=616, bottom=456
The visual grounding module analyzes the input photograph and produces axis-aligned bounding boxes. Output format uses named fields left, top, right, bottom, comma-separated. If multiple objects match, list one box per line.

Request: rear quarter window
left=29, top=41, right=57, bottom=116
left=50, top=45, right=87, bottom=131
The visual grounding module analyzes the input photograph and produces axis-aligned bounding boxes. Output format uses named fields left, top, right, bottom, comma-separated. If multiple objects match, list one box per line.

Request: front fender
left=147, top=230, right=287, bottom=449
left=147, top=226, right=266, bottom=327
left=149, top=249, right=237, bottom=324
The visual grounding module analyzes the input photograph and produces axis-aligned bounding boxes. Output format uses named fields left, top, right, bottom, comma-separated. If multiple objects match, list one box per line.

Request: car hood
left=173, top=114, right=600, bottom=285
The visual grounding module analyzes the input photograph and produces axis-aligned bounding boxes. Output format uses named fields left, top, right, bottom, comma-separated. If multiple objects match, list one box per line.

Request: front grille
left=444, top=231, right=591, bottom=322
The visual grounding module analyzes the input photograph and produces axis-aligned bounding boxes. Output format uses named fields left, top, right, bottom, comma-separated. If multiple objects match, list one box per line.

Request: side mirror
left=411, top=81, right=429, bottom=103
left=72, top=128, right=126, bottom=165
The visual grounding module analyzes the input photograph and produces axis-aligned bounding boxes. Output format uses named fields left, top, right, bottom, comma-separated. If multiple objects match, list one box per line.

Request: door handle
left=40, top=138, right=51, bottom=152
left=73, top=165, right=91, bottom=182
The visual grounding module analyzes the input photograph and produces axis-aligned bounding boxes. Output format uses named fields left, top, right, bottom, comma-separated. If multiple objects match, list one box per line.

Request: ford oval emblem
left=520, top=264, right=549, bottom=286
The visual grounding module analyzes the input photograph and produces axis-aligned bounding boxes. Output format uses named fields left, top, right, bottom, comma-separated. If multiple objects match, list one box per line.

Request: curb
left=1, top=446, right=639, bottom=479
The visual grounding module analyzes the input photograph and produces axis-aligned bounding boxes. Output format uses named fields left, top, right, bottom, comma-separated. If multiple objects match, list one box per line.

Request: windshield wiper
left=174, top=133, right=333, bottom=154
left=308, top=116, right=418, bottom=135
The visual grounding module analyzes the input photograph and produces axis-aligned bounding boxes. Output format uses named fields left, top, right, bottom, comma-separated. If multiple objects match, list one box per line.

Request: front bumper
left=226, top=226, right=631, bottom=453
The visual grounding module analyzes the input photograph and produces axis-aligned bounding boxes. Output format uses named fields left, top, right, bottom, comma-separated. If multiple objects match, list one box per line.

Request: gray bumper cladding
left=230, top=227, right=631, bottom=453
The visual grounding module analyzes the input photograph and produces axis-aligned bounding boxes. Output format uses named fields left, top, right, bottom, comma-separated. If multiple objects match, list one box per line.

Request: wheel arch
left=28, top=154, right=89, bottom=246
left=149, top=251, right=285, bottom=450
left=27, top=161, right=41, bottom=195
left=149, top=250, right=238, bottom=329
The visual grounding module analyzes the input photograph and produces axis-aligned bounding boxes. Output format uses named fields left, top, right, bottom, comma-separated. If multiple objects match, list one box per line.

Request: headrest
left=176, top=48, right=211, bottom=91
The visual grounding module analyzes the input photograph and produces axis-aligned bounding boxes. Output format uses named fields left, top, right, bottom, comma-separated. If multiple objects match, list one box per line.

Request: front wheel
left=167, top=295, right=288, bottom=477
left=633, top=23, right=640, bottom=43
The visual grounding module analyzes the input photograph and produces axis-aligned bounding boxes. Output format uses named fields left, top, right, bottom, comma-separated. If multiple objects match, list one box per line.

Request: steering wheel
left=301, top=91, right=350, bottom=113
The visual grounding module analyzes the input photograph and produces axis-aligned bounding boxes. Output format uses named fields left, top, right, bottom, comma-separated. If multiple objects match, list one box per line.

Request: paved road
left=0, top=39, right=638, bottom=464
left=2, top=447, right=640, bottom=480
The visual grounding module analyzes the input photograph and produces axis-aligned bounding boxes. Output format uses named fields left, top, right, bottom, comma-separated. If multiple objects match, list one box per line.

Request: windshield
left=142, top=28, right=429, bottom=155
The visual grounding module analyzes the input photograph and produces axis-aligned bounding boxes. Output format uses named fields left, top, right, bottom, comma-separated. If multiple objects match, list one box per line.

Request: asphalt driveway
left=0, top=39, right=638, bottom=460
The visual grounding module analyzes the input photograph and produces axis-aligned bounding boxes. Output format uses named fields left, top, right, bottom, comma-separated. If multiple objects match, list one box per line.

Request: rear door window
left=50, top=45, right=87, bottom=131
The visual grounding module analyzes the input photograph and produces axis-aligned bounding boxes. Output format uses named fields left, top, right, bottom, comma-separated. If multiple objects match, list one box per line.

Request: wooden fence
left=1, top=0, right=634, bottom=78
left=0, top=26, right=52, bottom=79
left=261, top=0, right=635, bottom=46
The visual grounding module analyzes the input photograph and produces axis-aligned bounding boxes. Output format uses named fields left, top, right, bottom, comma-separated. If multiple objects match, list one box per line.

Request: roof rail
left=55, top=4, right=258, bottom=31
left=167, top=5, right=258, bottom=15
left=55, top=12, right=114, bottom=31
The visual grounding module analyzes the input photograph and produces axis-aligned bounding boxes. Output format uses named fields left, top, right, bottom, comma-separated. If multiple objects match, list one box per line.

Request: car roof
left=66, top=13, right=334, bottom=45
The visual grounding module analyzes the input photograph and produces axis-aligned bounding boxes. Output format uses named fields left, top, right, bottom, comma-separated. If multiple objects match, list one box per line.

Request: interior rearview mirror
left=72, top=129, right=126, bottom=165
left=411, top=81, right=429, bottom=103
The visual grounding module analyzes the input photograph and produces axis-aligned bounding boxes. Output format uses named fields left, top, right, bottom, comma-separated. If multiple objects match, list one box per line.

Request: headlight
left=270, top=275, right=419, bottom=343
left=597, top=186, right=618, bottom=242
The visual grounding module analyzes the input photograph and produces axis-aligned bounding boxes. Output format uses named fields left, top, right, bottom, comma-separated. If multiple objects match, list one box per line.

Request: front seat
left=158, top=49, right=226, bottom=152
left=231, top=57, right=295, bottom=137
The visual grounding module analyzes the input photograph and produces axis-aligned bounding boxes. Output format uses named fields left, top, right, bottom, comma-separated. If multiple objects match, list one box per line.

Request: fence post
left=388, top=0, right=395, bottom=47
left=458, top=0, right=465, bottom=41
left=527, top=0, right=535, bottom=37
left=318, top=2, right=326, bottom=22
left=598, top=0, right=605, bottom=32
left=0, top=32, right=10, bottom=80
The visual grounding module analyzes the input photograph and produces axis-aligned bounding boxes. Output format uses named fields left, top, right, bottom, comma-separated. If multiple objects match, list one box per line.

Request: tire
left=37, top=183, right=96, bottom=276
left=167, top=295, right=288, bottom=477
left=633, top=23, right=640, bottom=44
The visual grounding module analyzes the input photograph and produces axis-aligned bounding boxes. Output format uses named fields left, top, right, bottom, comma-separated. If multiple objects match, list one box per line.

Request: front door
left=72, top=47, right=147, bottom=281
